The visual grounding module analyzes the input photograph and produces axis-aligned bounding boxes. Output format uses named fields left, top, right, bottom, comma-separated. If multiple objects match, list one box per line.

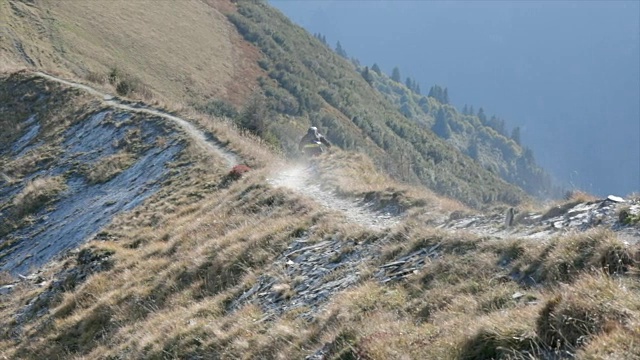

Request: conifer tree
left=477, top=107, right=487, bottom=124
left=427, top=85, right=440, bottom=100
left=335, top=41, right=348, bottom=58
left=391, top=67, right=401, bottom=82
left=511, top=126, right=521, bottom=145
left=371, top=63, right=382, bottom=76
left=361, top=66, right=373, bottom=85
left=433, top=108, right=451, bottom=138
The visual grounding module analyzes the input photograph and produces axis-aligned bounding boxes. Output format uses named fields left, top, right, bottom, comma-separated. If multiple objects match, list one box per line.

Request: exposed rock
left=1, top=110, right=183, bottom=275
left=13, top=247, right=114, bottom=331
left=0, top=284, right=15, bottom=295
left=606, top=195, right=625, bottom=203
left=505, top=207, right=515, bottom=227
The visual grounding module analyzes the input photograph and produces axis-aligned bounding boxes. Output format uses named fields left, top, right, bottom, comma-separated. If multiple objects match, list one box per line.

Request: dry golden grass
left=566, top=190, right=600, bottom=203
left=314, top=150, right=469, bottom=219
left=84, top=152, right=135, bottom=184
left=1, top=145, right=59, bottom=180
left=537, top=273, right=640, bottom=350
left=538, top=190, right=600, bottom=220
left=2, top=0, right=263, bottom=107
left=1, top=56, right=638, bottom=360
left=513, top=229, right=639, bottom=284
left=577, top=325, right=640, bottom=359
left=2, top=153, right=639, bottom=360
left=12, top=175, right=66, bottom=216
left=0, top=87, right=636, bottom=358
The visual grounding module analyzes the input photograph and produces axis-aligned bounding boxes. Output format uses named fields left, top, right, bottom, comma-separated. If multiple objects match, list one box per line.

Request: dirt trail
left=34, top=72, right=239, bottom=168
left=34, top=72, right=401, bottom=231
left=269, top=164, right=400, bottom=231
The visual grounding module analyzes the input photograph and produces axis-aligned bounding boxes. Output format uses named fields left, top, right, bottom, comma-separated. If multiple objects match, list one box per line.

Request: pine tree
left=477, top=107, right=487, bottom=124
left=427, top=85, right=440, bottom=100
left=462, top=104, right=469, bottom=115
left=405, top=77, right=413, bottom=90
left=511, top=126, right=521, bottom=145
left=467, top=137, right=480, bottom=159
left=428, top=85, right=449, bottom=104
left=335, top=41, right=348, bottom=58
left=371, top=63, right=382, bottom=76
left=415, top=83, right=421, bottom=95
left=391, top=67, right=401, bottom=82
left=361, top=66, right=373, bottom=85
left=432, top=107, right=451, bottom=139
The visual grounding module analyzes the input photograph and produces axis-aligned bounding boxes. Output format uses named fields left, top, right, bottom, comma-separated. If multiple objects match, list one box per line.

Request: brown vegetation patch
left=536, top=274, right=637, bottom=350
left=84, top=152, right=135, bottom=184
left=515, top=230, right=638, bottom=285
left=12, top=176, right=66, bottom=217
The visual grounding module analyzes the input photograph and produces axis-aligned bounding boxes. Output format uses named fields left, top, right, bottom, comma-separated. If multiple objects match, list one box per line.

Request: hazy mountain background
left=271, top=0, right=640, bottom=197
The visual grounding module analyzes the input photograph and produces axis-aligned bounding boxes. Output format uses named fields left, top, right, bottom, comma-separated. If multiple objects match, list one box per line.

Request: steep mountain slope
left=224, top=1, right=528, bottom=207
left=1, top=0, right=527, bottom=208
left=1, top=1, right=639, bottom=359
left=0, top=0, right=261, bottom=105
left=1, top=70, right=639, bottom=360
left=367, top=70, right=559, bottom=198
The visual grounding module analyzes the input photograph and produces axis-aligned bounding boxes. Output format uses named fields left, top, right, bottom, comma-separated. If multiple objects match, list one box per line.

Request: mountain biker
left=299, top=126, right=332, bottom=157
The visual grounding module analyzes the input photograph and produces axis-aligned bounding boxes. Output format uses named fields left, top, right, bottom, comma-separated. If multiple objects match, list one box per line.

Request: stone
left=505, top=207, right=515, bottom=227
left=0, top=284, right=15, bottom=295
left=606, top=195, right=625, bottom=203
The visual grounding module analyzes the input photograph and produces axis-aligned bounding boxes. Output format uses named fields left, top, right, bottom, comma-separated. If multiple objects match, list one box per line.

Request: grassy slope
left=224, top=1, right=527, bottom=208
left=0, top=0, right=262, bottom=106
left=1, top=0, right=527, bottom=208
left=1, top=138, right=638, bottom=359
left=1, top=1, right=638, bottom=359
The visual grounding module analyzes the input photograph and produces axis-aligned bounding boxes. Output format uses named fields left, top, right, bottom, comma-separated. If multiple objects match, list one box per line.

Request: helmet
left=307, top=126, right=318, bottom=135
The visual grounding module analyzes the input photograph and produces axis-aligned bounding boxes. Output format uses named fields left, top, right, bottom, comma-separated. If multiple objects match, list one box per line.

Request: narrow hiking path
left=268, top=164, right=401, bottom=231
left=33, top=72, right=401, bottom=231
left=34, top=72, right=240, bottom=168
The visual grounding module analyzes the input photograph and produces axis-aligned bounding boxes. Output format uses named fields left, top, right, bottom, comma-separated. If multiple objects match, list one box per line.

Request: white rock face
left=607, top=195, right=626, bottom=203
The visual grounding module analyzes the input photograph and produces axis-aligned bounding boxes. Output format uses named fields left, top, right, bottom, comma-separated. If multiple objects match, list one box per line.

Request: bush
left=199, top=99, right=238, bottom=118
left=85, top=152, right=135, bottom=184
left=108, top=67, right=152, bottom=99
left=12, top=176, right=67, bottom=217
left=536, top=274, right=635, bottom=350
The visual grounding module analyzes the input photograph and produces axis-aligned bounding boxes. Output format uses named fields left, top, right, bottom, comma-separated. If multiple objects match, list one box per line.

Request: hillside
left=0, top=0, right=262, bottom=106
left=1, top=1, right=639, bottom=359
left=1, top=72, right=639, bottom=359
left=1, top=0, right=529, bottom=208
left=366, top=70, right=559, bottom=198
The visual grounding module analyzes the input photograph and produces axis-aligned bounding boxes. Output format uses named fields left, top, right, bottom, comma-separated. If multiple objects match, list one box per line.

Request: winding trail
left=34, top=72, right=401, bottom=231
left=269, top=165, right=400, bottom=231
left=34, top=72, right=239, bottom=168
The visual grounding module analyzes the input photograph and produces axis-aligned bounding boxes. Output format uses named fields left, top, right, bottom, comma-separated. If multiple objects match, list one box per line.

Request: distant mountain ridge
left=362, top=66, right=560, bottom=198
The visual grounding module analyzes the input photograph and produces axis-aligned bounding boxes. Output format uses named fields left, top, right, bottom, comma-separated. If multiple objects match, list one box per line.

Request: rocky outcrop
left=0, top=109, right=183, bottom=274
left=4, top=247, right=114, bottom=338
left=230, top=194, right=639, bottom=324
left=443, top=196, right=640, bottom=243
